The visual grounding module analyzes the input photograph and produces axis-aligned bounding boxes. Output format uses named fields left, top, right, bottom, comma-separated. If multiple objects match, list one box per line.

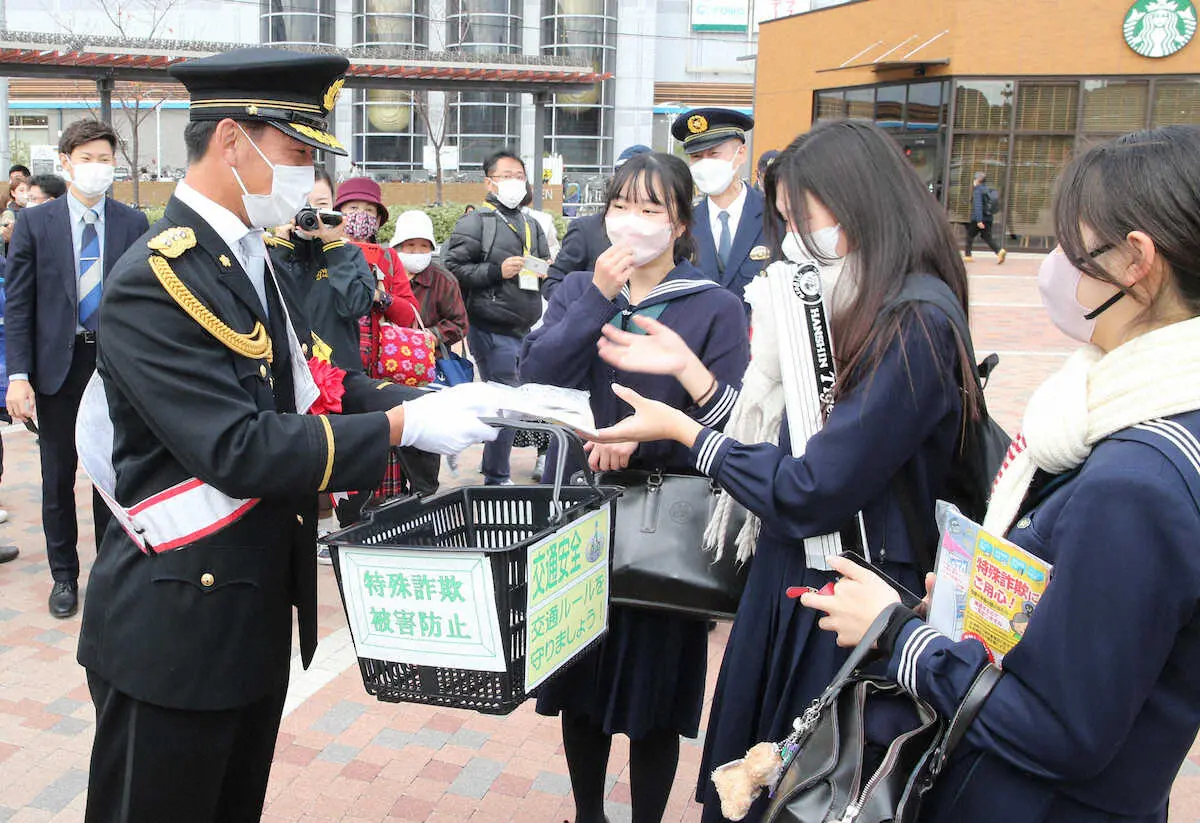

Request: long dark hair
left=764, top=119, right=977, bottom=415
left=604, top=152, right=696, bottom=263
left=1055, top=125, right=1200, bottom=322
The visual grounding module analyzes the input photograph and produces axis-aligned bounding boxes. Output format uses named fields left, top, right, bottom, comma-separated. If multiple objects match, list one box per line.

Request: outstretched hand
left=598, top=314, right=700, bottom=377
left=587, top=383, right=703, bottom=447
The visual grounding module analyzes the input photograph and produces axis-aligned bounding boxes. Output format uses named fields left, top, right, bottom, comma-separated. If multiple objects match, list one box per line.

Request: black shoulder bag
left=763, top=605, right=1001, bottom=823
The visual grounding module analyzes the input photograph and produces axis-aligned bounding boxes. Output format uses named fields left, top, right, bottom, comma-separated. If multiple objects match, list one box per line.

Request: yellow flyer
left=931, top=502, right=1053, bottom=665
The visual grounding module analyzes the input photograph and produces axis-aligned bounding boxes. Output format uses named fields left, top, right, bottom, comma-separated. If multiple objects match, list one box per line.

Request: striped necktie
left=78, top=208, right=101, bottom=332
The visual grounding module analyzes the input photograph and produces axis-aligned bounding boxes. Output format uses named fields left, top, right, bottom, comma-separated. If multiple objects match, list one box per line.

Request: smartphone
left=23, top=418, right=38, bottom=435
left=839, top=550, right=923, bottom=609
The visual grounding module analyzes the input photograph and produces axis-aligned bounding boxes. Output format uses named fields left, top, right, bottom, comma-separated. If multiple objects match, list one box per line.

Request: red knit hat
left=334, top=177, right=388, bottom=224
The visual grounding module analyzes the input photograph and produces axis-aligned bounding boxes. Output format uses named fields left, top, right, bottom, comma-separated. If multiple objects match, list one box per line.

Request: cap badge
left=323, top=78, right=345, bottom=113
left=147, top=226, right=197, bottom=259
left=687, top=114, right=708, bottom=134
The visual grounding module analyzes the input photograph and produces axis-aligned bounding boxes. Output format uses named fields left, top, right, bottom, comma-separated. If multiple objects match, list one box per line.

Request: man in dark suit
left=4, top=118, right=149, bottom=618
left=544, top=144, right=651, bottom=301
left=672, top=108, right=774, bottom=309
left=76, top=48, right=497, bottom=822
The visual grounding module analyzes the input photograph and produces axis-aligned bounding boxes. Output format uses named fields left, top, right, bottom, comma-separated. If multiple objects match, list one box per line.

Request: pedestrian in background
left=965, top=170, right=1008, bottom=263
left=443, top=148, right=550, bottom=486
left=672, top=108, right=774, bottom=307
left=389, top=208, right=469, bottom=495
left=4, top=118, right=149, bottom=619
left=522, top=151, right=749, bottom=823
left=26, top=174, right=67, bottom=206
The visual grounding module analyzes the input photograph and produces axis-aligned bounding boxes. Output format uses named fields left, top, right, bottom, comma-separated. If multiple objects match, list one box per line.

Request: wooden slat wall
left=653, top=82, right=754, bottom=108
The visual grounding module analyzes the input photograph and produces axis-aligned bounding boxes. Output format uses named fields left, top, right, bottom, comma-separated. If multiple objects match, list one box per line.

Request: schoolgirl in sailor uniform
left=805, top=125, right=1200, bottom=823
left=520, top=152, right=750, bottom=823
left=589, top=120, right=981, bottom=823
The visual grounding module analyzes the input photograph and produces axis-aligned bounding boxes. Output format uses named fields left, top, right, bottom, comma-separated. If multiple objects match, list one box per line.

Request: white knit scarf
left=983, top=315, right=1200, bottom=536
left=704, top=259, right=849, bottom=562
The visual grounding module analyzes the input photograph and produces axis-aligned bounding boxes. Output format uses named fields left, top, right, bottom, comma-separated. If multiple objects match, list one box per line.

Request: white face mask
left=807, top=224, right=843, bottom=260
left=68, top=162, right=115, bottom=198
left=605, top=213, right=676, bottom=266
left=492, top=178, right=527, bottom=210
left=398, top=251, right=433, bottom=275
left=231, top=125, right=314, bottom=229
left=782, top=228, right=852, bottom=310
left=690, top=157, right=736, bottom=196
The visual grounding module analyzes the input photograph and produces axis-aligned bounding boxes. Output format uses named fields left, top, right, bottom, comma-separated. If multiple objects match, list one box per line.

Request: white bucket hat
left=389, top=209, right=436, bottom=247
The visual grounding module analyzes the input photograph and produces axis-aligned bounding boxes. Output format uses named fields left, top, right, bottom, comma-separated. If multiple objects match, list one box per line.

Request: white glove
left=399, top=384, right=500, bottom=455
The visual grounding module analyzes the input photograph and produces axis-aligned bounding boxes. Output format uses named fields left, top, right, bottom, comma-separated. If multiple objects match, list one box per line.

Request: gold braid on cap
left=149, top=255, right=274, bottom=364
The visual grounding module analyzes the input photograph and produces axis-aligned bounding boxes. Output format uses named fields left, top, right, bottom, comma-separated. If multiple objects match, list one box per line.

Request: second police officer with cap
left=671, top=107, right=773, bottom=308
left=76, top=47, right=498, bottom=822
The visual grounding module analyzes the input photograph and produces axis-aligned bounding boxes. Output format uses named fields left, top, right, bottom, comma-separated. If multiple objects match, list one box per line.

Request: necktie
left=240, top=231, right=270, bottom=319
left=717, top=211, right=732, bottom=269
left=78, top=209, right=101, bottom=331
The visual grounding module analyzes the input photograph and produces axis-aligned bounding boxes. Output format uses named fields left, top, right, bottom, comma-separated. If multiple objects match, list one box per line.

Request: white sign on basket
left=339, top=548, right=507, bottom=672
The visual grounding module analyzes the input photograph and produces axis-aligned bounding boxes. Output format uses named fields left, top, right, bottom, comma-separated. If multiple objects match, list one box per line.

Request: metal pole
left=532, top=91, right=547, bottom=210
left=98, top=76, right=114, bottom=125
left=155, top=103, right=161, bottom=179
left=0, top=0, right=10, bottom=177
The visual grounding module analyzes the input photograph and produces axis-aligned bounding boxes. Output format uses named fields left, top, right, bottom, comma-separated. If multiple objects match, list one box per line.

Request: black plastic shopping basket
left=327, top=421, right=621, bottom=715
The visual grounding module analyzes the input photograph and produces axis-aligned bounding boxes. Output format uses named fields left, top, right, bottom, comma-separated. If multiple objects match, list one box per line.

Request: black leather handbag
left=598, top=469, right=750, bottom=620
left=762, top=605, right=1000, bottom=823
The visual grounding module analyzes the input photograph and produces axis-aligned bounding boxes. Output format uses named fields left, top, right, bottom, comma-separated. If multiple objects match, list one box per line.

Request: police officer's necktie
left=78, top=208, right=101, bottom=332
left=239, top=231, right=270, bottom=319
left=717, top=210, right=732, bottom=269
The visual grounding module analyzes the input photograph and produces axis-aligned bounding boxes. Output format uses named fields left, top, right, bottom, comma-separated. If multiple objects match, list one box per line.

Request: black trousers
left=36, top=340, right=111, bottom=582
left=965, top=220, right=1002, bottom=255
left=85, top=670, right=288, bottom=823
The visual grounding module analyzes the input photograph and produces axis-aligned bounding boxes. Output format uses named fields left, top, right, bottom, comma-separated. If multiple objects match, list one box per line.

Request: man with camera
left=268, top=167, right=374, bottom=371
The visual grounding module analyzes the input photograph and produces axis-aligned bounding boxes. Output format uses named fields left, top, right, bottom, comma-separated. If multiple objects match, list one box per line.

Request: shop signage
left=1123, top=0, right=1197, bottom=58
left=693, top=0, right=750, bottom=31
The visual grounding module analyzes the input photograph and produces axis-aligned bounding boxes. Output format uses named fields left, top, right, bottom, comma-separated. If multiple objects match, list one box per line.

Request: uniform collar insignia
left=147, top=226, right=198, bottom=259
left=219, top=254, right=232, bottom=268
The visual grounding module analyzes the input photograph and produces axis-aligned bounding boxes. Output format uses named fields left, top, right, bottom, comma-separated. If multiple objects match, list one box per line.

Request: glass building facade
left=352, top=0, right=429, bottom=175
left=445, top=0, right=522, bottom=172
left=540, top=0, right=616, bottom=175
left=815, top=76, right=1200, bottom=250
left=260, top=0, right=335, bottom=47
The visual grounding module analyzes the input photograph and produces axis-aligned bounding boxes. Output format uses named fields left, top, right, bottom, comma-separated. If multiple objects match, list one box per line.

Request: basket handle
left=479, top=417, right=600, bottom=522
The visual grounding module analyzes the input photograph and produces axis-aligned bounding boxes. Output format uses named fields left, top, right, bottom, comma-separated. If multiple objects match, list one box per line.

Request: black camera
left=295, top=206, right=343, bottom=233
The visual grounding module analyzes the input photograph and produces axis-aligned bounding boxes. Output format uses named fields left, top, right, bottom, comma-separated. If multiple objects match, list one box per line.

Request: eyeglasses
left=490, top=175, right=526, bottom=182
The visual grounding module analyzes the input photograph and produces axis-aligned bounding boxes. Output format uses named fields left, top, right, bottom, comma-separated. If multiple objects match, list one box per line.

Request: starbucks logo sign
left=1124, top=0, right=1197, bottom=57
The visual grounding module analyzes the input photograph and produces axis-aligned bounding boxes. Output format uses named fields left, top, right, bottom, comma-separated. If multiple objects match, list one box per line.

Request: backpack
left=981, top=187, right=1000, bottom=219
left=888, top=274, right=1012, bottom=571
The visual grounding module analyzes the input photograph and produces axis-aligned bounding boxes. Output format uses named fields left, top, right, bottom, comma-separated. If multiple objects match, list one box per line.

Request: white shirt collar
left=174, top=181, right=261, bottom=268
left=709, top=180, right=748, bottom=239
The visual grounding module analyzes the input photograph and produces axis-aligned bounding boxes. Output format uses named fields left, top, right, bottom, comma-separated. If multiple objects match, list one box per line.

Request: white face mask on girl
left=690, top=157, right=736, bottom=196
left=605, top=213, right=676, bottom=266
left=1036, top=247, right=1124, bottom=343
left=230, top=124, right=314, bottom=229
left=781, top=224, right=843, bottom=264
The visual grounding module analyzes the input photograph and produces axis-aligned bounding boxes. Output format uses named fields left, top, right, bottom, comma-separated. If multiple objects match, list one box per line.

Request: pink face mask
left=605, top=213, right=675, bottom=266
left=1036, top=247, right=1124, bottom=343
left=342, top=210, right=380, bottom=242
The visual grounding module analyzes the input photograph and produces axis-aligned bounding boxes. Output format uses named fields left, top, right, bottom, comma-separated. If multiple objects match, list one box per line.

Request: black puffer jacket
left=442, top=195, right=550, bottom=336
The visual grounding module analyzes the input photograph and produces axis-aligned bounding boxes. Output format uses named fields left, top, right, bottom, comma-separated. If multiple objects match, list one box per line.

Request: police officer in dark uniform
left=77, top=47, right=497, bottom=822
left=671, top=107, right=774, bottom=307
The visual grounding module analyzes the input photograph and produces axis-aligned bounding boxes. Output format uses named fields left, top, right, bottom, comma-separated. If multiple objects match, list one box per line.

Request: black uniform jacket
left=77, top=196, right=419, bottom=712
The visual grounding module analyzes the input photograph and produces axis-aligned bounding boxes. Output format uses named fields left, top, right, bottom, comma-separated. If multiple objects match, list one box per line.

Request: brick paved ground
left=0, top=251, right=1197, bottom=822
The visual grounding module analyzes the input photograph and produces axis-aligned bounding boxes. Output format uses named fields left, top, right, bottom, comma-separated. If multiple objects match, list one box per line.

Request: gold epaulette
left=147, top=226, right=197, bottom=259
left=149, top=255, right=274, bottom=364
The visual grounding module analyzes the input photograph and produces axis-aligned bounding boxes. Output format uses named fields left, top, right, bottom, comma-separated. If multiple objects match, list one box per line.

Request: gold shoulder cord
left=149, top=255, right=274, bottom=364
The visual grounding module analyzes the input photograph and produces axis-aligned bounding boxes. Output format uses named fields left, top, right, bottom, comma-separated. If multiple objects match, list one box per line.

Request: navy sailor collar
left=617, top=260, right=721, bottom=311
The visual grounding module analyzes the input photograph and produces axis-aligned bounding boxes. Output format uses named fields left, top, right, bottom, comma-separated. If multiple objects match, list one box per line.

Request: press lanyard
left=481, top=203, right=531, bottom=255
